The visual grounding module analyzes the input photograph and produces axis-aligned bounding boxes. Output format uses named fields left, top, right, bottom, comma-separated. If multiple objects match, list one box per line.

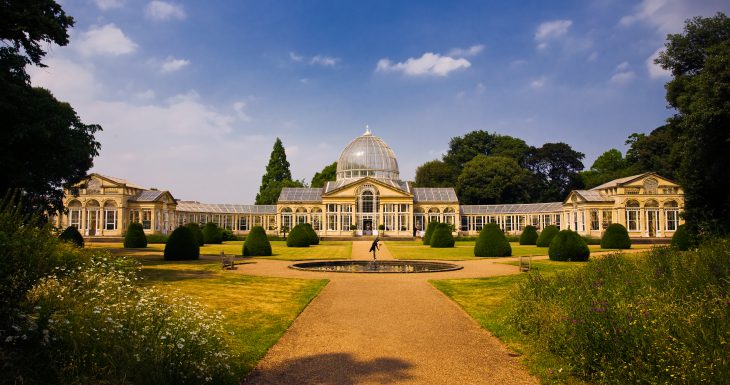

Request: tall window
left=626, top=200, right=640, bottom=231
left=104, top=202, right=117, bottom=231
left=443, top=207, right=455, bottom=227
left=428, top=208, right=440, bottom=223
left=130, top=209, right=140, bottom=224
left=665, top=201, right=679, bottom=231
left=239, top=216, right=248, bottom=231
left=601, top=210, right=612, bottom=229
left=311, top=208, right=322, bottom=231
left=327, top=204, right=338, bottom=231
left=280, top=208, right=293, bottom=231
left=70, top=209, right=81, bottom=228
left=142, top=209, right=152, bottom=230
left=590, top=210, right=600, bottom=231
left=295, top=207, right=308, bottom=225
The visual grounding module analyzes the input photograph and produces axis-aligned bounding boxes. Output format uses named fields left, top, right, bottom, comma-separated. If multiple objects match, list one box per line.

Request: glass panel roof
left=176, top=201, right=276, bottom=214
left=413, top=188, right=458, bottom=202
left=460, top=202, right=564, bottom=214
left=278, top=188, right=323, bottom=202
left=336, top=131, right=399, bottom=181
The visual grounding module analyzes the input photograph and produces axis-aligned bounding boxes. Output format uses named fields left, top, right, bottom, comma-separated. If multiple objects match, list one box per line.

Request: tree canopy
left=311, top=162, right=337, bottom=188
left=524, top=142, right=585, bottom=201
left=256, top=138, right=299, bottom=204
left=414, top=160, right=457, bottom=187
left=443, top=130, right=530, bottom=170
left=0, top=0, right=74, bottom=66
left=456, top=155, right=533, bottom=205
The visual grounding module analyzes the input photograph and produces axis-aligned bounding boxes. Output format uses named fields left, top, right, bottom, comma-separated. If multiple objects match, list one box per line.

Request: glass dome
left=336, top=130, right=400, bottom=181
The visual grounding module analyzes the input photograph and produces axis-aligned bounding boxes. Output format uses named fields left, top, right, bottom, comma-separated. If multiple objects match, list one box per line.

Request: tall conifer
left=256, top=138, right=295, bottom=204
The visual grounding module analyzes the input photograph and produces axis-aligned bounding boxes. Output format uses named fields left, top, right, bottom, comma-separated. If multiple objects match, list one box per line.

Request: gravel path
left=240, top=242, right=539, bottom=385
left=350, top=240, right=395, bottom=260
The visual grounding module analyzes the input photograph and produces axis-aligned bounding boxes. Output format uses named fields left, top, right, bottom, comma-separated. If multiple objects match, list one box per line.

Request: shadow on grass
left=140, top=268, right=219, bottom=282
left=242, top=353, right=413, bottom=385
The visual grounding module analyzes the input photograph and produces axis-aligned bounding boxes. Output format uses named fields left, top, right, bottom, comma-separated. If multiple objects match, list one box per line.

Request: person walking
left=369, top=237, right=380, bottom=260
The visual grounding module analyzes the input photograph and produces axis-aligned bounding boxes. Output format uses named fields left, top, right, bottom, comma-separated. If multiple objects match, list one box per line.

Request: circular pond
left=289, top=260, right=463, bottom=273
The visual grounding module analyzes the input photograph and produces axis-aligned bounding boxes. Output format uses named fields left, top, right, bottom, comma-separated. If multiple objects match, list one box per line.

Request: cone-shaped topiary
left=430, top=223, right=455, bottom=248
left=164, top=226, right=200, bottom=260
left=671, top=224, right=691, bottom=251
left=474, top=223, right=512, bottom=257
left=519, top=225, right=538, bottom=245
left=286, top=224, right=310, bottom=247
left=302, top=223, right=320, bottom=245
left=124, top=222, right=147, bottom=248
left=59, top=226, right=84, bottom=247
left=243, top=226, right=272, bottom=256
left=600, top=223, right=631, bottom=249
left=423, top=221, right=439, bottom=245
left=536, top=225, right=559, bottom=247
left=549, top=230, right=590, bottom=261
left=185, top=222, right=205, bottom=246
left=202, top=222, right=223, bottom=244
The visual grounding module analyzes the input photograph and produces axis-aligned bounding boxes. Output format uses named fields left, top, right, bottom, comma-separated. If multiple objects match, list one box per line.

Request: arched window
left=664, top=200, right=679, bottom=231
left=664, top=200, right=678, bottom=208
left=625, top=200, right=640, bottom=231
left=356, top=185, right=379, bottom=213
left=645, top=199, right=659, bottom=208
left=443, top=207, right=455, bottom=226
left=280, top=207, right=293, bottom=230
left=310, top=207, right=323, bottom=230
left=428, top=207, right=440, bottom=223
left=295, top=207, right=308, bottom=224
left=68, top=200, right=82, bottom=228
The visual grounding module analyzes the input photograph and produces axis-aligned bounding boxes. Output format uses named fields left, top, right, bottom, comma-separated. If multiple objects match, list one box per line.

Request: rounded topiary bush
left=302, top=223, right=319, bottom=245
left=422, top=221, right=439, bottom=245
left=164, top=226, right=200, bottom=260
left=243, top=226, right=272, bottom=256
left=430, top=223, right=455, bottom=248
left=519, top=225, right=538, bottom=245
left=474, top=223, right=512, bottom=257
left=671, top=224, right=691, bottom=251
left=185, top=223, right=205, bottom=246
left=536, top=225, right=559, bottom=247
left=59, top=226, right=84, bottom=247
left=124, top=222, right=147, bottom=248
left=286, top=224, right=310, bottom=247
left=203, top=222, right=223, bottom=244
left=601, top=223, right=631, bottom=249
left=549, top=230, right=590, bottom=261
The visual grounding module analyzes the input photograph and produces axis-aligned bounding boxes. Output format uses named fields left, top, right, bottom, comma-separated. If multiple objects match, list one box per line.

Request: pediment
left=322, top=177, right=412, bottom=199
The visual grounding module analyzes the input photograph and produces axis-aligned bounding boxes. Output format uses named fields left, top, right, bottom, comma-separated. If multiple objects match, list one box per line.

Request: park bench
left=519, top=256, right=532, bottom=272
left=221, top=252, right=236, bottom=270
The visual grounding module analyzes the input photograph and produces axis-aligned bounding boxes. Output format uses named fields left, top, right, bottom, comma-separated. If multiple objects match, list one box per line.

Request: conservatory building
left=58, top=130, right=684, bottom=240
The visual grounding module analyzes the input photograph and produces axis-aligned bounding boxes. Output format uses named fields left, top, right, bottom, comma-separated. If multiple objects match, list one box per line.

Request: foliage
left=164, top=226, right=200, bottom=261
left=474, top=223, right=512, bottom=257
left=624, top=125, right=680, bottom=181
left=256, top=138, right=297, bottom=204
left=202, top=222, right=223, bottom=244
left=221, top=228, right=236, bottom=242
left=184, top=223, right=205, bottom=246
left=123, top=222, right=147, bottom=248
left=414, top=160, right=457, bottom=187
left=582, top=236, right=602, bottom=245
left=671, top=224, right=691, bottom=251
left=580, top=148, right=637, bottom=188
left=456, top=155, right=533, bottom=205
left=255, top=179, right=304, bottom=206
left=243, top=226, right=272, bottom=256
left=548, top=230, right=590, bottom=261
left=509, top=241, right=730, bottom=384
left=58, top=226, right=83, bottom=247
left=286, top=224, right=310, bottom=247
left=524, top=142, right=585, bottom=202
left=600, top=223, right=631, bottom=249
left=377, top=224, right=385, bottom=231
left=655, top=13, right=730, bottom=236
left=0, top=0, right=74, bottom=66
left=146, top=233, right=168, bottom=244
left=310, top=162, right=337, bottom=188
left=536, top=225, right=559, bottom=247
left=422, top=221, right=439, bottom=245
left=443, top=130, right=530, bottom=170
left=518, top=225, right=538, bottom=245
left=302, top=223, right=319, bottom=245
left=430, top=223, right=455, bottom=248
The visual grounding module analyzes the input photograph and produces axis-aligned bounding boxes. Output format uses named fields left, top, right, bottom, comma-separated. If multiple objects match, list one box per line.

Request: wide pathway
left=241, top=242, right=538, bottom=385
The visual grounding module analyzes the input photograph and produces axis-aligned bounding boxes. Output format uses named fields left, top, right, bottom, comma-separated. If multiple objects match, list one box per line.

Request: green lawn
left=387, top=241, right=616, bottom=260
left=136, top=256, right=328, bottom=377
left=431, top=260, right=588, bottom=384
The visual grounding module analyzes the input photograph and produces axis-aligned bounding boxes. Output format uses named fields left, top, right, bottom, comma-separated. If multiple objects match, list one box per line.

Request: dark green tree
left=286, top=224, right=310, bottom=247
left=184, top=222, right=205, bottom=246
left=443, top=130, right=530, bottom=170
left=0, top=0, right=74, bottom=66
left=256, top=138, right=299, bottom=204
left=422, top=221, right=439, bottom=245
left=474, top=223, right=512, bottom=257
left=525, top=142, right=585, bottom=201
left=581, top=149, right=637, bottom=188
left=456, top=155, right=532, bottom=205
left=124, top=223, right=147, bottom=248
left=164, top=226, right=200, bottom=261
left=58, top=226, right=84, bottom=247
left=243, top=226, right=272, bottom=256
left=414, top=160, right=457, bottom=187
left=202, top=222, right=223, bottom=244
left=549, top=230, right=590, bottom=261
left=256, top=179, right=304, bottom=206
left=624, top=125, right=681, bottom=181
left=600, top=223, right=631, bottom=249
left=430, top=223, right=455, bottom=248
left=311, top=162, right=337, bottom=188
left=519, top=225, right=538, bottom=245
left=655, top=13, right=730, bottom=236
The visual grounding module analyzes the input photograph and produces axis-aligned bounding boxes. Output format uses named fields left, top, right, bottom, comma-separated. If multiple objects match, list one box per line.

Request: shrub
left=286, top=224, right=310, bottom=247
left=582, top=236, right=602, bottom=245
left=221, top=228, right=236, bottom=241
left=124, top=222, right=147, bottom=248
left=185, top=223, right=205, bottom=246
left=671, top=224, right=691, bottom=251
left=163, top=226, right=200, bottom=261
left=243, top=226, right=272, bottom=256
left=474, top=223, right=512, bottom=257
left=430, top=223, right=455, bottom=248
left=536, top=225, right=559, bottom=247
left=58, top=226, right=84, bottom=247
left=422, top=221, right=439, bottom=245
left=202, top=222, right=223, bottom=244
left=302, top=223, right=320, bottom=245
left=549, top=230, right=590, bottom=261
left=518, top=225, right=538, bottom=245
left=146, top=233, right=168, bottom=244
left=600, top=223, right=631, bottom=249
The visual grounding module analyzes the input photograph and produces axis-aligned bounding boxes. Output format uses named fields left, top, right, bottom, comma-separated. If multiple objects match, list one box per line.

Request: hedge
left=601, top=223, right=631, bottom=249
left=286, top=224, right=310, bottom=247
left=549, top=230, right=590, bottom=261
left=671, top=224, right=691, bottom=251
left=302, top=223, right=320, bottom=245
left=124, top=222, right=147, bottom=248
left=202, top=222, right=223, bottom=244
left=243, top=226, right=272, bottom=256
left=164, top=226, right=200, bottom=260
left=184, top=223, right=205, bottom=246
left=423, top=221, right=439, bottom=245
left=474, top=223, right=512, bottom=257
left=430, top=223, right=455, bottom=248
left=58, top=226, right=84, bottom=247
left=536, top=225, right=559, bottom=247
left=519, top=225, right=538, bottom=245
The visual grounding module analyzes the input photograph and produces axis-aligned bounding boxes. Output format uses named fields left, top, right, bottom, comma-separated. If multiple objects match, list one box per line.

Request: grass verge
left=388, top=241, right=628, bottom=260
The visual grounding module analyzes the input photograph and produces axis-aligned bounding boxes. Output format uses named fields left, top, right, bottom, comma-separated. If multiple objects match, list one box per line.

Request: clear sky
left=31, top=0, right=729, bottom=203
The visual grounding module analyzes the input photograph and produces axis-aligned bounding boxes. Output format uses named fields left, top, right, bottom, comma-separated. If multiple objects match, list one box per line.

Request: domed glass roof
left=336, top=130, right=400, bottom=181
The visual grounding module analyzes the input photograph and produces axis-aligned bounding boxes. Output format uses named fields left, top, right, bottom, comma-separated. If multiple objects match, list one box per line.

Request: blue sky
left=32, top=0, right=729, bottom=203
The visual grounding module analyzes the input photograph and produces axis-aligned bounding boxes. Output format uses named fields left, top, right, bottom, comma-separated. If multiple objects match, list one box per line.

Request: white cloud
left=28, top=57, right=98, bottom=101
left=233, top=101, right=251, bottom=122
left=646, top=47, right=671, bottom=78
left=619, top=0, right=729, bottom=34
left=616, top=61, right=630, bottom=71
left=289, top=52, right=303, bottom=62
left=535, top=20, right=573, bottom=40
left=134, top=90, right=155, bottom=100
left=448, top=44, right=485, bottom=58
left=94, top=0, right=124, bottom=10
left=610, top=71, right=636, bottom=85
left=161, top=57, right=190, bottom=73
left=376, top=52, right=471, bottom=76
left=145, top=1, right=186, bottom=21
left=530, top=77, right=547, bottom=88
left=310, top=55, right=339, bottom=67
left=75, top=24, right=137, bottom=57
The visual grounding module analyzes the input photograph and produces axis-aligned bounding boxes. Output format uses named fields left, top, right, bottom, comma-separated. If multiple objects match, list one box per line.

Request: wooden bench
left=221, top=252, right=236, bottom=270
left=519, top=256, right=532, bottom=272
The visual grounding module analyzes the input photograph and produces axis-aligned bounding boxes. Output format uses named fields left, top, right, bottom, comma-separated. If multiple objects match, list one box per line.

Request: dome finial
left=364, top=124, right=371, bottom=136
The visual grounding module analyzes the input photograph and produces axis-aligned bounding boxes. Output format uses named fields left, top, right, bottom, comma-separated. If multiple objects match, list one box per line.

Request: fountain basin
left=289, top=260, right=463, bottom=273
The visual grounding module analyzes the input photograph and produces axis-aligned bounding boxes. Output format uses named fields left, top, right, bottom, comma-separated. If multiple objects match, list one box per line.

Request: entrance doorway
left=647, top=210, right=658, bottom=237
left=363, top=219, right=373, bottom=235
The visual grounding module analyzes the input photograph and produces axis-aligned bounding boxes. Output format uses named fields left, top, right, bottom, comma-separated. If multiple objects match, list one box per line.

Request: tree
left=581, top=148, right=637, bottom=188
left=256, top=138, right=297, bottom=204
left=456, top=155, right=532, bottom=205
left=443, top=130, right=530, bottom=170
left=624, top=125, right=681, bottom=181
left=311, top=162, right=337, bottom=188
left=525, top=143, right=585, bottom=201
left=655, top=13, right=730, bottom=235
left=414, top=160, right=457, bottom=187
left=0, top=0, right=74, bottom=66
